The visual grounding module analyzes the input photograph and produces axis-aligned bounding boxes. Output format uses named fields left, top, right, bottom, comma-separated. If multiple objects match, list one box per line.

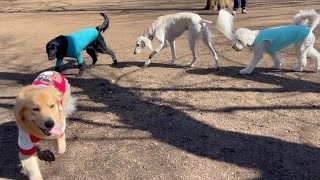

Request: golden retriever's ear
left=14, top=85, right=34, bottom=121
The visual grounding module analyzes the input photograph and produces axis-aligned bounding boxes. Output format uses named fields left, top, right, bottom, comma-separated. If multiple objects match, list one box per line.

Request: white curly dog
left=216, top=9, right=320, bottom=74
left=133, top=12, right=219, bottom=68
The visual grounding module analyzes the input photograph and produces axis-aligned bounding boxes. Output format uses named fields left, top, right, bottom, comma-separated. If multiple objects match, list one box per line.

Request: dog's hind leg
left=92, top=33, right=117, bottom=66
left=169, top=40, right=177, bottom=65
left=307, top=47, right=320, bottom=71
left=86, top=47, right=98, bottom=68
left=269, top=52, right=282, bottom=69
left=187, top=35, right=198, bottom=67
left=292, top=42, right=309, bottom=72
left=202, top=38, right=219, bottom=69
left=102, top=46, right=118, bottom=67
left=201, top=23, right=219, bottom=68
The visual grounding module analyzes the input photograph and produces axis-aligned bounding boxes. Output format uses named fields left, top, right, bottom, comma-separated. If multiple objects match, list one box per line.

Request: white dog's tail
left=200, top=19, right=214, bottom=42
left=201, top=23, right=214, bottom=43
left=216, top=9, right=235, bottom=40
left=293, top=9, right=320, bottom=31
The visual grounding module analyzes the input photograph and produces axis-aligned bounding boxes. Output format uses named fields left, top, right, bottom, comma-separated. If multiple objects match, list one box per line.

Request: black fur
left=45, top=13, right=117, bottom=77
left=96, top=13, right=109, bottom=33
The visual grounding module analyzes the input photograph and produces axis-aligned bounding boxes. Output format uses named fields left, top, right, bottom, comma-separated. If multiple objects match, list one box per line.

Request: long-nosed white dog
left=133, top=12, right=219, bottom=68
left=216, top=9, right=320, bottom=74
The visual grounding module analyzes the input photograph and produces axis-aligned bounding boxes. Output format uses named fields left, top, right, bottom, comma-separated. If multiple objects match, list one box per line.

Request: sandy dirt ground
left=1, top=0, right=320, bottom=179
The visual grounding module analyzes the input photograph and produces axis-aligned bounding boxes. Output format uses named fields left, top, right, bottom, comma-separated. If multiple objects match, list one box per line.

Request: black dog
left=46, top=13, right=117, bottom=77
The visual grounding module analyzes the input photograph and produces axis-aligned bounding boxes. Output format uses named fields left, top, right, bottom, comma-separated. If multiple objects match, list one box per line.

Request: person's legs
left=233, top=0, right=240, bottom=14
left=241, top=0, right=248, bottom=13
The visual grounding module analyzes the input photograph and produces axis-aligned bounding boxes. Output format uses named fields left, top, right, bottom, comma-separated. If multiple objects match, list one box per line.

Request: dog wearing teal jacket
left=46, top=13, right=117, bottom=77
left=217, top=9, right=320, bottom=74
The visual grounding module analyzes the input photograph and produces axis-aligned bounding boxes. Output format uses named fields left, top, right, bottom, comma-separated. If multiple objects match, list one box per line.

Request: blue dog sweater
left=56, top=28, right=99, bottom=66
left=252, top=25, right=310, bottom=53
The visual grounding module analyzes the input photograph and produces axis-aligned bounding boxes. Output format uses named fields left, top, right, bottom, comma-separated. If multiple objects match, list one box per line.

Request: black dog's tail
left=96, top=13, right=109, bottom=33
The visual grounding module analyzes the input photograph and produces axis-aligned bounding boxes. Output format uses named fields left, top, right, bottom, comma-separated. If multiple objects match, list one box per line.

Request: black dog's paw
left=54, top=66, right=62, bottom=73
left=76, top=71, right=83, bottom=77
left=76, top=63, right=86, bottom=77
left=37, top=149, right=55, bottom=162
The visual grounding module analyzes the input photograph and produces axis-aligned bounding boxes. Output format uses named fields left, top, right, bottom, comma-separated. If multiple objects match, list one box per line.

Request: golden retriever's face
left=15, top=86, right=65, bottom=139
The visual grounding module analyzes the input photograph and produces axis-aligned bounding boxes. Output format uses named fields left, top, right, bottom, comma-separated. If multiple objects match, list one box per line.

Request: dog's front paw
left=292, top=65, right=304, bottom=72
left=76, top=72, right=83, bottom=77
left=144, top=60, right=151, bottom=67
left=187, top=62, right=196, bottom=67
left=169, top=59, right=176, bottom=65
left=239, top=68, right=253, bottom=75
left=57, top=147, right=66, bottom=154
left=272, top=63, right=282, bottom=69
left=29, top=174, right=43, bottom=180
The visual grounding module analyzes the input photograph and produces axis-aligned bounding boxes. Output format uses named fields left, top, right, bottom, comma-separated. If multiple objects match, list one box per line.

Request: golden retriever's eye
left=32, top=107, right=40, bottom=112
left=50, top=104, right=55, bottom=109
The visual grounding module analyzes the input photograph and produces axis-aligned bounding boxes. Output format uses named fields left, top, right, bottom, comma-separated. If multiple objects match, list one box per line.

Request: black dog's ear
left=55, top=36, right=68, bottom=59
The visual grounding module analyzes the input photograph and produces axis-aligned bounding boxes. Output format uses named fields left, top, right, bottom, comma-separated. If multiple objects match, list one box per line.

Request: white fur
left=217, top=9, right=320, bottom=74
left=216, top=9, right=234, bottom=40
left=134, top=12, right=219, bottom=68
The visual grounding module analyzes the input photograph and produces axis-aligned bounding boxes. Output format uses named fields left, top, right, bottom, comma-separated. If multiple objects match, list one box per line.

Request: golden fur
left=14, top=76, right=75, bottom=180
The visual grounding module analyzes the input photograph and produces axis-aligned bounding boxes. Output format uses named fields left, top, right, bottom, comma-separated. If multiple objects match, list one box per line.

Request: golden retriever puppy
left=14, top=71, right=76, bottom=180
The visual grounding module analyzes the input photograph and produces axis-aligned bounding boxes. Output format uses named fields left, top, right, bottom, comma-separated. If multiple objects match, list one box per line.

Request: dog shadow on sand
left=186, top=66, right=320, bottom=93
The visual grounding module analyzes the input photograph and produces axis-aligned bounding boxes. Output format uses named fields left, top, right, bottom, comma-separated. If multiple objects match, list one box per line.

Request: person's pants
left=233, top=0, right=247, bottom=11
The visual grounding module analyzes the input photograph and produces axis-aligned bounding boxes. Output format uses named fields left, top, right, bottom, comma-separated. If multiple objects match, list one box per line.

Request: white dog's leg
left=292, top=42, right=309, bottom=72
left=269, top=52, right=282, bottom=69
left=188, top=36, right=197, bottom=67
left=202, top=39, right=219, bottom=69
left=169, top=40, right=177, bottom=65
left=20, top=153, right=42, bottom=180
left=145, top=42, right=168, bottom=66
left=239, top=43, right=265, bottom=74
left=307, top=47, right=320, bottom=71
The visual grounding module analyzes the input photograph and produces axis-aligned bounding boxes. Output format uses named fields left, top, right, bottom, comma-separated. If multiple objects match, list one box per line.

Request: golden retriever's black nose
left=44, top=119, right=55, bottom=128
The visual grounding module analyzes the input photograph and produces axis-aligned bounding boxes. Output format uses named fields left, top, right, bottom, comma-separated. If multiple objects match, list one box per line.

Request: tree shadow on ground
left=0, top=121, right=27, bottom=180
left=67, top=73, right=320, bottom=180
left=1, top=66, right=320, bottom=179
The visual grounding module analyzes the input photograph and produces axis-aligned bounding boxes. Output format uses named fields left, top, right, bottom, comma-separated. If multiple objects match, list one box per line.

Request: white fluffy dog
left=133, top=12, right=219, bottom=68
left=216, top=9, right=320, bottom=74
